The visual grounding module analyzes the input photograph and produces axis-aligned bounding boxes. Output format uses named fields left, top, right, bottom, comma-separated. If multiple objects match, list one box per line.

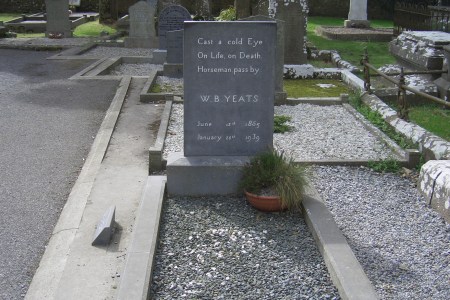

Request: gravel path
left=163, top=103, right=398, bottom=161
left=150, top=196, right=340, bottom=299
left=313, top=166, right=450, bottom=299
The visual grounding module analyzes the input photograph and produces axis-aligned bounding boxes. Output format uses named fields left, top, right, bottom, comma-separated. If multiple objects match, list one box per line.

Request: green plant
left=284, top=79, right=351, bottom=98
left=215, top=6, right=236, bottom=21
left=348, top=93, right=418, bottom=149
left=274, top=115, right=293, bottom=133
left=368, top=159, right=401, bottom=173
left=240, top=149, right=307, bottom=210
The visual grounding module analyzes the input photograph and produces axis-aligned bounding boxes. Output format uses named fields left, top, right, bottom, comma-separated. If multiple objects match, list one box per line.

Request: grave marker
left=45, top=0, right=72, bottom=38
left=125, top=0, right=158, bottom=48
left=164, top=29, right=184, bottom=77
left=158, top=5, right=192, bottom=49
left=183, top=21, right=276, bottom=156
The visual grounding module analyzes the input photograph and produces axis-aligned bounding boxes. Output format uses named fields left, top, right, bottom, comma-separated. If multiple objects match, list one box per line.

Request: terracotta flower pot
left=244, top=190, right=285, bottom=212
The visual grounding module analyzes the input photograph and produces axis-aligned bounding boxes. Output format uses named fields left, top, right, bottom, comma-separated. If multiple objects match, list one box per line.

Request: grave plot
left=150, top=196, right=340, bottom=299
left=161, top=103, right=403, bottom=162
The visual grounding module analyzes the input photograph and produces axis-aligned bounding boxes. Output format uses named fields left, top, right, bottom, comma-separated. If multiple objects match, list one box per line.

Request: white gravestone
left=345, top=0, right=370, bottom=28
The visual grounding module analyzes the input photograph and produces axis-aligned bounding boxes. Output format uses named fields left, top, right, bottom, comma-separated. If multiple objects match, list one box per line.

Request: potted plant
left=240, top=148, right=307, bottom=212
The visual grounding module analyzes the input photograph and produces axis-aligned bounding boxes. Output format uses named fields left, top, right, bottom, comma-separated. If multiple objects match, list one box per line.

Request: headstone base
left=166, top=152, right=250, bottom=196
left=152, top=49, right=167, bottom=64
left=344, top=20, right=370, bottom=28
left=275, top=91, right=288, bottom=105
left=434, top=77, right=450, bottom=102
left=163, top=63, right=183, bottom=78
left=124, top=36, right=159, bottom=48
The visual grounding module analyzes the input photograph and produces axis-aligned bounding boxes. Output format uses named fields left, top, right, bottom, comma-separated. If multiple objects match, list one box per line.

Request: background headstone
left=45, top=0, right=72, bottom=38
left=345, top=0, right=370, bottom=28
left=240, top=15, right=286, bottom=104
left=158, top=5, right=192, bottom=49
left=183, top=21, right=276, bottom=156
left=166, top=30, right=184, bottom=64
left=253, top=0, right=308, bottom=65
left=235, top=0, right=252, bottom=19
left=125, top=1, right=158, bottom=48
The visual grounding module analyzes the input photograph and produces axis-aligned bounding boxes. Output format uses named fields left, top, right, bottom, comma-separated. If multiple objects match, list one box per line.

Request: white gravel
left=110, top=63, right=163, bottom=76
left=150, top=196, right=340, bottom=299
left=79, top=46, right=154, bottom=57
left=314, top=166, right=450, bottom=299
left=156, top=76, right=184, bottom=94
left=163, top=103, right=398, bottom=161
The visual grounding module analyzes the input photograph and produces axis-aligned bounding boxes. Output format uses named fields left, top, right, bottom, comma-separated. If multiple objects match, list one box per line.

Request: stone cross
left=345, top=0, right=370, bottom=28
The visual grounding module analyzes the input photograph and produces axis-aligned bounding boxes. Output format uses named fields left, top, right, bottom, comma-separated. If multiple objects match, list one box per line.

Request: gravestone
left=45, top=0, right=72, bottom=38
left=158, top=5, right=192, bottom=50
left=166, top=30, right=184, bottom=64
left=241, top=15, right=286, bottom=104
left=167, top=21, right=277, bottom=195
left=124, top=1, right=158, bottom=48
left=235, top=0, right=252, bottom=19
left=345, top=0, right=370, bottom=28
left=164, top=29, right=184, bottom=77
left=253, top=0, right=308, bottom=64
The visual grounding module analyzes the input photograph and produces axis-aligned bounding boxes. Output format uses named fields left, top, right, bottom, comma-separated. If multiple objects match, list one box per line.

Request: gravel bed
left=313, top=166, right=450, bottom=299
left=79, top=46, right=154, bottom=57
left=110, top=63, right=163, bottom=76
left=162, top=103, right=398, bottom=160
left=155, top=76, right=184, bottom=94
left=150, top=196, right=340, bottom=299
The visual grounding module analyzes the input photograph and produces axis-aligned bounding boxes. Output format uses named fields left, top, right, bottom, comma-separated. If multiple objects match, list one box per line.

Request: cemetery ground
left=0, top=18, right=449, bottom=300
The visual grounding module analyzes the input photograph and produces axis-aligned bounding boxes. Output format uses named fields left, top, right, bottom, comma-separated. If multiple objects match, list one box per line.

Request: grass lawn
left=284, top=79, right=351, bottom=98
left=73, top=20, right=116, bottom=37
left=0, top=13, right=21, bottom=22
left=307, top=16, right=396, bottom=68
left=408, top=105, right=450, bottom=140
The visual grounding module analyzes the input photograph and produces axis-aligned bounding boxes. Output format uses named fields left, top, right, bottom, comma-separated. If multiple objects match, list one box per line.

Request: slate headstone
left=166, top=30, right=184, bottom=64
left=158, top=5, right=192, bottom=50
left=125, top=0, right=158, bottom=48
left=183, top=21, right=276, bottom=156
left=45, top=0, right=72, bottom=38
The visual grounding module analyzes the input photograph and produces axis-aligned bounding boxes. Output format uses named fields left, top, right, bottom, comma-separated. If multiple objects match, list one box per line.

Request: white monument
left=345, top=0, right=370, bottom=28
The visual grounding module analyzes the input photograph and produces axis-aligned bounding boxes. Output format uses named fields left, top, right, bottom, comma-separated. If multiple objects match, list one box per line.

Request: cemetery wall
left=309, top=0, right=394, bottom=19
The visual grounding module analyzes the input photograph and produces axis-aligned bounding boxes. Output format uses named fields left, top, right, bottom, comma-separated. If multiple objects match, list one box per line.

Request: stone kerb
left=124, top=0, right=158, bottom=48
left=167, top=21, right=277, bottom=196
left=158, top=5, right=192, bottom=50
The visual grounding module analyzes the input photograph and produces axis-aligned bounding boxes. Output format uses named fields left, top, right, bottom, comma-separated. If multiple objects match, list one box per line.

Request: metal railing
left=394, top=2, right=450, bottom=34
left=360, top=49, right=450, bottom=120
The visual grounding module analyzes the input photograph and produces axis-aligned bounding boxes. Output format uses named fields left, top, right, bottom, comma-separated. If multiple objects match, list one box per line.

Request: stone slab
left=183, top=21, right=276, bottom=156
left=91, top=205, right=115, bottom=246
left=166, top=152, right=250, bottom=196
left=419, top=160, right=450, bottom=223
left=124, top=36, right=158, bottom=49
left=389, top=31, right=450, bottom=70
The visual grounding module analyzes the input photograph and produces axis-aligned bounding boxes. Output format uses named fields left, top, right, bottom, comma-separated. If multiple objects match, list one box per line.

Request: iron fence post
left=397, top=67, right=409, bottom=120
left=361, top=48, right=371, bottom=93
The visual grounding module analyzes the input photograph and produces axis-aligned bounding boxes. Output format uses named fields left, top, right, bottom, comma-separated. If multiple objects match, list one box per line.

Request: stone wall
left=309, top=0, right=394, bottom=19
